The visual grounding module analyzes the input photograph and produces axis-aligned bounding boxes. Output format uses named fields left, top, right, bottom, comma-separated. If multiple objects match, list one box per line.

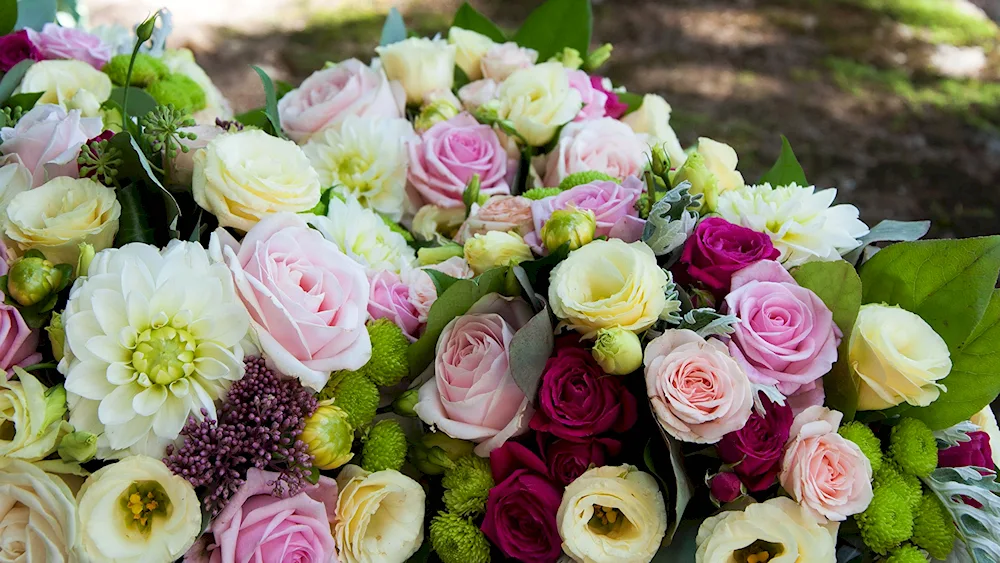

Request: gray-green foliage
left=923, top=466, right=1000, bottom=562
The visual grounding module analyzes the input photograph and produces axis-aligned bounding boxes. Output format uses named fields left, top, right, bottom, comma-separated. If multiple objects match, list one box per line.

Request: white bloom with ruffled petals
left=60, top=240, right=250, bottom=459
left=307, top=196, right=416, bottom=274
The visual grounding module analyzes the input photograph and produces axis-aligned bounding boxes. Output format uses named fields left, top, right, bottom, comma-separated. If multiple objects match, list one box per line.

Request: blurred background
left=82, top=0, right=1000, bottom=238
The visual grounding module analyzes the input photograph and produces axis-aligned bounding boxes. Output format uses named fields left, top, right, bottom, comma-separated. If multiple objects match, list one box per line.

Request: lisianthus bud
left=136, top=13, right=158, bottom=43
left=47, top=312, right=65, bottom=362
left=57, top=431, right=97, bottom=463
left=412, top=205, right=467, bottom=242
left=591, top=326, right=643, bottom=375
left=541, top=208, right=596, bottom=252
left=550, top=47, right=583, bottom=70
left=651, top=144, right=671, bottom=178
left=76, top=243, right=95, bottom=277
left=473, top=99, right=501, bottom=123
left=393, top=388, right=420, bottom=417
left=418, top=243, right=466, bottom=266
left=301, top=402, right=355, bottom=470
left=7, top=256, right=64, bottom=307
left=708, top=471, right=745, bottom=505
left=585, top=44, right=613, bottom=71
left=463, top=231, right=533, bottom=275
left=410, top=432, right=476, bottom=475
left=415, top=99, right=461, bottom=133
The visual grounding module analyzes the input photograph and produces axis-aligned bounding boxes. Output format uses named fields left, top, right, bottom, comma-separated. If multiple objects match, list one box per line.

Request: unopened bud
left=415, top=100, right=460, bottom=133
left=300, top=402, right=355, bottom=470
left=464, top=231, right=532, bottom=275
left=584, top=43, right=613, bottom=71
left=47, top=312, right=66, bottom=362
left=541, top=208, right=596, bottom=252
left=392, top=388, right=420, bottom=417
left=136, top=13, right=158, bottom=43
left=412, top=205, right=466, bottom=242
left=410, top=432, right=475, bottom=475
left=651, top=144, right=671, bottom=178
left=76, top=243, right=95, bottom=277
left=462, top=174, right=481, bottom=217
left=708, top=471, right=745, bottom=506
left=550, top=47, right=583, bottom=70
left=7, top=256, right=64, bottom=307
left=591, top=326, right=642, bottom=375
left=58, top=431, right=97, bottom=463
left=417, top=243, right=465, bottom=266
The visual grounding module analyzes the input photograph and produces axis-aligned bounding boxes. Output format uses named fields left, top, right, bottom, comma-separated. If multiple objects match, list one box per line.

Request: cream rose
left=192, top=129, right=322, bottom=231
left=463, top=230, right=533, bottom=275
left=0, top=458, right=83, bottom=563
left=549, top=239, right=668, bottom=337
left=496, top=62, right=582, bottom=146
left=335, top=464, right=426, bottom=563
left=17, top=60, right=112, bottom=118
left=621, top=93, right=687, bottom=168
left=557, top=465, right=666, bottom=563
left=0, top=368, right=71, bottom=461
left=695, top=497, right=837, bottom=563
left=376, top=37, right=456, bottom=105
left=3, top=176, right=120, bottom=266
left=77, top=455, right=201, bottom=563
left=448, top=27, right=495, bottom=80
left=851, top=303, right=951, bottom=411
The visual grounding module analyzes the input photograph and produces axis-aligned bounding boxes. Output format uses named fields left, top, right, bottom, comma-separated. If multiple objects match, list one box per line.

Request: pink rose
left=458, top=79, right=498, bottom=111
left=567, top=70, right=607, bottom=121
left=27, top=24, right=111, bottom=69
left=211, top=213, right=371, bottom=392
left=542, top=118, right=648, bottom=187
left=780, top=406, right=874, bottom=522
left=407, top=113, right=510, bottom=208
left=480, top=43, right=538, bottom=81
left=531, top=176, right=643, bottom=241
left=185, top=469, right=339, bottom=563
left=0, top=104, right=103, bottom=187
left=414, top=294, right=535, bottom=456
left=403, top=257, right=474, bottom=323
left=368, top=269, right=421, bottom=341
left=724, top=260, right=841, bottom=396
left=455, top=195, right=534, bottom=244
left=278, top=59, right=405, bottom=143
left=643, top=329, right=754, bottom=444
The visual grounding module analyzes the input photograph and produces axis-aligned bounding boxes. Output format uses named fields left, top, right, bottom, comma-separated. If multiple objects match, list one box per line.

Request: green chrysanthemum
left=856, top=478, right=916, bottom=554
left=360, top=319, right=409, bottom=387
left=883, top=544, right=929, bottom=563
left=360, top=419, right=408, bottom=472
left=557, top=171, right=617, bottom=191
left=318, top=371, right=379, bottom=429
left=103, top=53, right=169, bottom=87
left=442, top=455, right=494, bottom=517
left=912, top=492, right=956, bottom=560
left=522, top=187, right=562, bottom=200
left=890, top=418, right=938, bottom=478
left=839, top=421, right=884, bottom=473
left=876, top=461, right=923, bottom=510
left=429, top=511, right=491, bottom=563
left=147, top=74, right=207, bottom=114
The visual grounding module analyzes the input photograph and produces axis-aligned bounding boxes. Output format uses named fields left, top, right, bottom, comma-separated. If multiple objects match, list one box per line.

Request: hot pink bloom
left=567, top=70, right=608, bottom=121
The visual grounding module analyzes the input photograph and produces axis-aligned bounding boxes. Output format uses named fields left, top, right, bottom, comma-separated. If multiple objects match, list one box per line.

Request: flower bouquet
left=1, top=0, right=1000, bottom=562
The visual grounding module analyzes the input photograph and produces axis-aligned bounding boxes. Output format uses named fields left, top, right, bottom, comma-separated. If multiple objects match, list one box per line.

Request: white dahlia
left=716, top=183, right=869, bottom=267
left=307, top=196, right=416, bottom=274
left=303, top=115, right=416, bottom=221
left=60, top=240, right=250, bottom=459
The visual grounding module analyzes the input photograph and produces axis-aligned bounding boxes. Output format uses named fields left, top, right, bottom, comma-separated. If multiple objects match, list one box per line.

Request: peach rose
left=543, top=118, right=648, bottom=187
left=458, top=79, right=499, bottom=112
left=780, top=406, right=873, bottom=522
left=644, top=330, right=754, bottom=444
left=403, top=257, right=474, bottom=324
left=455, top=195, right=535, bottom=244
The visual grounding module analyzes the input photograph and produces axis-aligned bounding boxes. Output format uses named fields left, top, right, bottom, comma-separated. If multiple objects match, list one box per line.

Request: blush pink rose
left=368, top=269, right=421, bottom=341
left=210, top=213, right=371, bottom=392
left=480, top=43, right=538, bottom=81
left=0, top=104, right=103, bottom=187
left=27, top=24, right=111, bottom=69
left=414, top=294, right=535, bottom=456
left=724, top=260, right=841, bottom=396
left=780, top=406, right=874, bottom=522
left=185, top=468, right=339, bottom=563
left=531, top=176, right=643, bottom=241
left=567, top=70, right=608, bottom=122
left=643, top=329, right=754, bottom=444
left=278, top=59, right=405, bottom=143
left=403, top=257, right=474, bottom=324
left=455, top=195, right=534, bottom=244
left=407, top=113, right=509, bottom=208
left=458, top=79, right=498, bottom=111
left=542, top=118, right=647, bottom=187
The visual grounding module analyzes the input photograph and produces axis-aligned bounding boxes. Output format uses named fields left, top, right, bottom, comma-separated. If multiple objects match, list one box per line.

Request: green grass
left=839, top=0, right=998, bottom=46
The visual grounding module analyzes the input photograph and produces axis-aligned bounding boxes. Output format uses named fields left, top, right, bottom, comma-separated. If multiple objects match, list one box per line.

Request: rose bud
left=708, top=471, right=745, bottom=505
left=541, top=207, right=596, bottom=252
left=591, top=326, right=642, bottom=375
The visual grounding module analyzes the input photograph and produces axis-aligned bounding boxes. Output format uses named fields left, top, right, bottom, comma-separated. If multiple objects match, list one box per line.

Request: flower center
left=735, top=540, right=784, bottom=563
left=118, top=481, right=171, bottom=536
left=587, top=505, right=634, bottom=539
left=131, top=326, right=196, bottom=385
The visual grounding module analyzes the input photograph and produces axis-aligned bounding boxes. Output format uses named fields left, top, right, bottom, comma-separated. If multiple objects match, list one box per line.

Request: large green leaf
left=0, top=59, right=32, bottom=105
left=108, top=87, right=158, bottom=120
left=250, top=66, right=284, bottom=138
left=512, top=0, right=592, bottom=61
left=14, top=0, right=55, bottom=30
left=114, top=184, right=155, bottom=244
left=1, top=0, right=17, bottom=35
left=508, top=306, right=553, bottom=402
left=109, top=133, right=181, bottom=231
left=380, top=7, right=407, bottom=46
left=451, top=2, right=506, bottom=42
left=759, top=135, right=807, bottom=187
left=2, top=91, right=42, bottom=112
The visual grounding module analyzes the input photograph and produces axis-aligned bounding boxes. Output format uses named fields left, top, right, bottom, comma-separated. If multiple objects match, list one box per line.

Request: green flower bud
left=47, top=312, right=66, bottom=362
left=301, top=402, right=355, bottom=470
left=136, top=13, right=159, bottom=43
left=102, top=53, right=169, bottom=87
left=392, top=388, right=420, bottom=417
left=7, top=256, right=64, bottom=307
left=410, top=432, right=475, bottom=475
left=541, top=208, right=596, bottom=252
left=464, top=231, right=532, bottom=275
left=442, top=455, right=493, bottom=517
left=585, top=44, right=614, bottom=71
left=591, top=326, right=643, bottom=375
left=462, top=174, right=481, bottom=217
left=417, top=243, right=466, bottom=266
left=550, top=47, right=583, bottom=70
left=651, top=144, right=671, bottom=178
left=76, top=243, right=95, bottom=278
left=361, top=419, right=408, bottom=472
left=889, top=417, right=937, bottom=478
left=472, top=99, right=501, bottom=124
left=317, top=371, right=379, bottom=429
left=415, top=100, right=461, bottom=132
left=58, top=431, right=97, bottom=463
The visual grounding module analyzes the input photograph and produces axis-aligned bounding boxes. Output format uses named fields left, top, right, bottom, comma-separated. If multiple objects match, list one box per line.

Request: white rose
left=376, top=37, right=457, bottom=105
left=496, top=62, right=582, bottom=147
left=0, top=458, right=83, bottom=563
left=77, top=455, right=200, bottom=563
left=480, top=42, right=539, bottom=82
left=4, top=176, right=120, bottom=266
left=448, top=27, right=496, bottom=80
left=335, top=464, right=425, bottom=563
left=621, top=94, right=688, bottom=168
left=17, top=60, right=112, bottom=118
left=192, top=129, right=322, bottom=231
left=0, top=368, right=71, bottom=461
left=557, top=465, right=667, bottom=563
left=160, top=48, right=233, bottom=123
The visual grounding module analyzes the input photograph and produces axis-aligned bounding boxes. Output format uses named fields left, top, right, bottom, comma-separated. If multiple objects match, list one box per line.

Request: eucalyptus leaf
left=511, top=265, right=543, bottom=312
left=14, top=0, right=56, bottom=31
left=380, top=7, right=407, bottom=46
left=1, top=0, right=16, bottom=35
left=843, top=219, right=931, bottom=265
left=642, top=181, right=701, bottom=257
left=512, top=0, right=592, bottom=61
left=250, top=66, right=284, bottom=138
left=650, top=419, right=695, bottom=546
left=452, top=2, right=506, bottom=43
left=759, top=135, right=807, bottom=187
left=509, top=306, right=553, bottom=402
left=935, top=421, right=979, bottom=448
left=0, top=59, right=32, bottom=105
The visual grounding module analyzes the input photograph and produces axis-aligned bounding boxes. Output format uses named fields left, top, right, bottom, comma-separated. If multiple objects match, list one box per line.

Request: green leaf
left=843, top=219, right=932, bottom=265
left=109, top=132, right=182, bottom=229
left=1, top=0, right=17, bottom=35
left=3, top=91, right=41, bottom=111
left=108, top=86, right=158, bottom=120
left=759, top=135, right=807, bottom=187
left=651, top=519, right=700, bottom=561
left=275, top=80, right=295, bottom=100
left=380, top=7, right=407, bottom=47
left=650, top=422, right=694, bottom=545
left=508, top=307, right=553, bottom=402
left=0, top=59, right=32, bottom=105
left=451, top=2, right=506, bottom=42
left=115, top=184, right=156, bottom=244
left=250, top=66, right=284, bottom=138
left=453, top=65, right=470, bottom=90
left=424, top=269, right=460, bottom=297
left=616, top=91, right=644, bottom=116
left=513, top=0, right=592, bottom=61
left=234, top=107, right=270, bottom=130
left=14, top=0, right=55, bottom=30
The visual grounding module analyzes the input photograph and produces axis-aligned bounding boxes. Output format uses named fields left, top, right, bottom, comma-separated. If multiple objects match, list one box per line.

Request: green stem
left=120, top=42, right=143, bottom=128
left=22, top=362, right=58, bottom=372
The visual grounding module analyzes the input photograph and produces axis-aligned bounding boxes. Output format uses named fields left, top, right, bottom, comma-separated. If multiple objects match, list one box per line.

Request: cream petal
left=97, top=383, right=140, bottom=425
left=90, top=288, right=128, bottom=334
left=131, top=385, right=167, bottom=417
left=87, top=335, right=130, bottom=363
left=103, top=415, right=153, bottom=452
left=193, top=356, right=230, bottom=380
left=153, top=395, right=189, bottom=439
left=65, top=360, right=115, bottom=400
left=105, top=362, right=136, bottom=386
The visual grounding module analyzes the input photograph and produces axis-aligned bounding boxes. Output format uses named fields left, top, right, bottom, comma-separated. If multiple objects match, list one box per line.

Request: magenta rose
left=538, top=434, right=622, bottom=486
left=407, top=113, right=510, bottom=208
left=590, top=76, right=627, bottom=119
left=708, top=471, right=744, bottom=504
left=542, top=118, right=648, bottom=187
left=531, top=176, right=644, bottom=241
left=27, top=24, right=111, bottom=69
left=367, top=269, right=421, bottom=341
left=414, top=294, right=536, bottom=456
left=278, top=59, right=405, bottom=143
left=530, top=339, right=637, bottom=440
left=717, top=392, right=793, bottom=491
left=185, top=468, right=338, bottom=563
left=677, top=217, right=780, bottom=298
left=484, top=442, right=564, bottom=563
left=567, top=69, right=607, bottom=122
left=0, top=31, right=42, bottom=72
left=724, top=260, right=841, bottom=396
left=0, top=104, right=103, bottom=187
left=939, top=431, right=995, bottom=469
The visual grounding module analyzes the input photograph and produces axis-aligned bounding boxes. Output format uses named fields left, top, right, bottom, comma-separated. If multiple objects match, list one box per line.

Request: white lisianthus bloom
left=496, top=62, right=582, bottom=147
left=303, top=116, right=416, bottom=221
left=307, top=196, right=416, bottom=274
left=621, top=93, right=687, bottom=168
left=376, top=37, right=457, bottom=105
left=0, top=368, right=71, bottom=461
left=60, top=240, right=250, bottom=459
left=716, top=183, right=869, bottom=267
left=77, top=455, right=200, bottom=563
left=0, top=458, right=84, bottom=563
left=16, top=60, right=112, bottom=118
left=335, top=464, right=426, bottom=563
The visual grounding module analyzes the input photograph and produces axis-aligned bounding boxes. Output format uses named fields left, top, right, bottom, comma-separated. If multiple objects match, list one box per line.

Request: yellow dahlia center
left=118, top=481, right=171, bottom=536
left=131, top=326, right=196, bottom=385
